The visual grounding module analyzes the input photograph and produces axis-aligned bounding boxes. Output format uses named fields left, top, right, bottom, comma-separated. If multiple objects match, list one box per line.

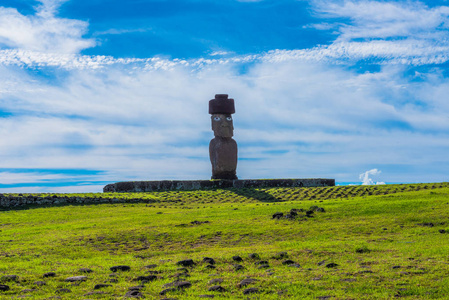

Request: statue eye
left=226, top=117, right=232, bottom=121
left=213, top=117, right=221, bottom=121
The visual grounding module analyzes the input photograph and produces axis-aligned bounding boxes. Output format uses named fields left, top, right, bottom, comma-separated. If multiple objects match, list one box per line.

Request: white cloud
left=2, top=56, right=449, bottom=192
left=359, top=169, right=382, bottom=185
left=312, top=0, right=449, bottom=41
left=306, top=0, right=449, bottom=64
left=209, top=51, right=234, bottom=57
left=0, top=0, right=95, bottom=54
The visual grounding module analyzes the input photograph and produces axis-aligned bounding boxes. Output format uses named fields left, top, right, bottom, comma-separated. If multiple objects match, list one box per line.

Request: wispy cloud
left=0, top=0, right=95, bottom=53
left=312, top=0, right=449, bottom=41
left=307, top=0, right=449, bottom=64
left=1, top=1, right=449, bottom=69
left=92, top=28, right=152, bottom=37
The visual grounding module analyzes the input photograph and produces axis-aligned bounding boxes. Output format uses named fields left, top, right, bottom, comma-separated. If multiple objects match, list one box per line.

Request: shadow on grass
left=230, top=188, right=282, bottom=203
left=0, top=199, right=156, bottom=212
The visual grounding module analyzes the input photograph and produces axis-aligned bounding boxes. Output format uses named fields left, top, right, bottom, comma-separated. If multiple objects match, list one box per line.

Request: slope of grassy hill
left=1, top=183, right=448, bottom=299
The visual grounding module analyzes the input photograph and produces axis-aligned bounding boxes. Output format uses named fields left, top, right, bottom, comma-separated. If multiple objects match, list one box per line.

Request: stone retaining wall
left=0, top=178, right=335, bottom=209
left=103, top=178, right=335, bottom=193
left=0, top=194, right=157, bottom=209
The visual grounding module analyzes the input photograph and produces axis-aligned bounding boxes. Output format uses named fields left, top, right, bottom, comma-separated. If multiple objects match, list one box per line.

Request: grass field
left=1, top=183, right=449, bottom=299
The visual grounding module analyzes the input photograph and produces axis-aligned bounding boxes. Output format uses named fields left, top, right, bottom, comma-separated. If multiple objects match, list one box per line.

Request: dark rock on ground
left=358, top=270, right=374, bottom=274
left=135, top=275, right=157, bottom=282
left=306, top=210, right=314, bottom=217
left=191, top=220, right=210, bottom=225
left=21, top=289, right=36, bottom=293
left=325, top=263, right=339, bottom=268
left=34, top=281, right=46, bottom=286
left=439, top=229, right=446, bottom=233
left=238, top=278, right=258, bottom=288
left=317, top=260, right=326, bottom=266
left=232, top=256, right=243, bottom=262
left=249, top=253, right=260, bottom=259
left=355, top=247, right=371, bottom=253
left=94, top=284, right=112, bottom=289
left=65, top=276, right=87, bottom=282
left=110, top=265, right=131, bottom=272
left=160, top=288, right=177, bottom=295
left=203, top=257, right=216, bottom=265
left=317, top=296, right=332, bottom=300
left=108, top=278, right=119, bottom=283
left=205, top=264, right=216, bottom=269
left=125, top=290, right=145, bottom=298
left=176, top=259, right=195, bottom=267
left=129, top=286, right=145, bottom=291
left=145, top=264, right=157, bottom=269
left=208, top=285, right=226, bottom=292
left=208, top=278, right=223, bottom=285
left=282, top=260, right=295, bottom=265
left=163, top=280, right=192, bottom=289
left=56, top=288, right=71, bottom=293
left=392, top=266, right=401, bottom=269
left=419, top=222, right=434, bottom=227
left=272, top=212, right=283, bottom=219
left=0, top=284, right=10, bottom=291
left=243, top=287, right=259, bottom=295
left=199, top=295, right=215, bottom=298
left=43, top=272, right=56, bottom=278
left=289, top=263, right=302, bottom=268
left=284, top=213, right=297, bottom=219
left=233, top=264, right=244, bottom=271
left=170, top=272, right=190, bottom=279
left=255, top=260, right=269, bottom=265
left=79, top=268, right=93, bottom=273
left=163, top=280, right=179, bottom=288
left=175, top=281, right=192, bottom=289
left=1, top=275, right=18, bottom=282
left=258, top=264, right=270, bottom=269
left=308, top=205, right=325, bottom=212
left=273, top=252, right=288, bottom=259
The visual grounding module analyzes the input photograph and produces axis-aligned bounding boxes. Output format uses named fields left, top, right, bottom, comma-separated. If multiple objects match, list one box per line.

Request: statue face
left=211, top=114, right=234, bottom=137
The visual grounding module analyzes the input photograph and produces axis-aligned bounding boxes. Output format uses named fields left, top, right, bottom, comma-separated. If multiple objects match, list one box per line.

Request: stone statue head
left=209, top=94, right=235, bottom=138
left=211, top=114, right=234, bottom=137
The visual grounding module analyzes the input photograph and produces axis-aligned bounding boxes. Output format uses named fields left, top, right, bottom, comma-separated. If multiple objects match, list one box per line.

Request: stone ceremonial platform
left=103, top=178, right=335, bottom=193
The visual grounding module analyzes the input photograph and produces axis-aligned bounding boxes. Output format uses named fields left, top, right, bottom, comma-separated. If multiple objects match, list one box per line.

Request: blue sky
left=1, top=0, right=449, bottom=192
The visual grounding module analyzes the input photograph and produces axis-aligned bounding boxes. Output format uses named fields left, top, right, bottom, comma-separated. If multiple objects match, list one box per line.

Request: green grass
left=1, top=182, right=449, bottom=299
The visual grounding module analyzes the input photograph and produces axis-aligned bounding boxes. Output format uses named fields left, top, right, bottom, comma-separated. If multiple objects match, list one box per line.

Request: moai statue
left=209, top=94, right=238, bottom=180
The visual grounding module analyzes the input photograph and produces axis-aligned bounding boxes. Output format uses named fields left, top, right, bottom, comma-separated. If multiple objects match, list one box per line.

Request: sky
left=1, top=0, right=449, bottom=192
